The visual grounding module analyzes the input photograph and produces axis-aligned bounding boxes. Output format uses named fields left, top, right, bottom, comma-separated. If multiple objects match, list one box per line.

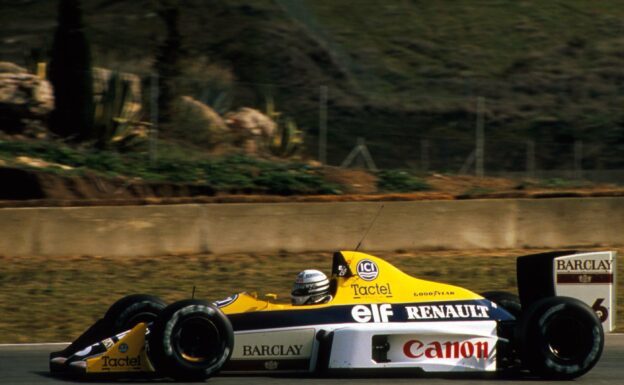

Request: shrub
left=376, top=170, right=431, bottom=192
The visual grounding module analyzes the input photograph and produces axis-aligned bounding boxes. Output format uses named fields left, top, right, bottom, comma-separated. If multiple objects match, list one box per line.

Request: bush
left=145, top=158, right=205, bottom=182
left=255, top=169, right=339, bottom=195
left=376, top=170, right=431, bottom=192
left=203, top=155, right=341, bottom=194
left=0, top=141, right=345, bottom=194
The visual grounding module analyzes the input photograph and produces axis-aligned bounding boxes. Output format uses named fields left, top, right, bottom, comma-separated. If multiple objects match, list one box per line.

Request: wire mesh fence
left=20, top=65, right=624, bottom=183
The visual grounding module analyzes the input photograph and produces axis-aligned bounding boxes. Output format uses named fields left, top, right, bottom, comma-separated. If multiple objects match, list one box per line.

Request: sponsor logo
left=118, top=343, right=128, bottom=353
left=102, top=338, right=115, bottom=349
left=403, top=339, right=490, bottom=359
left=264, top=360, right=279, bottom=370
left=556, top=259, right=612, bottom=272
left=337, top=264, right=349, bottom=277
left=102, top=355, right=142, bottom=369
left=405, top=304, right=490, bottom=320
left=556, top=273, right=613, bottom=284
left=214, top=294, right=239, bottom=308
left=242, top=344, right=303, bottom=357
left=231, top=329, right=314, bottom=361
left=413, top=290, right=455, bottom=297
left=351, top=283, right=392, bottom=298
left=357, top=259, right=379, bottom=281
left=351, top=303, right=393, bottom=323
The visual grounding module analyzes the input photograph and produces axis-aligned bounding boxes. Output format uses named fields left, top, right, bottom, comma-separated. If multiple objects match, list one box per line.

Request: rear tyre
left=147, top=299, right=234, bottom=381
left=517, top=296, right=603, bottom=380
left=481, top=291, right=521, bottom=318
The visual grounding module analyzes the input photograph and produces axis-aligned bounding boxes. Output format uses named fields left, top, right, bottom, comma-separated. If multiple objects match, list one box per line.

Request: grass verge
left=0, top=247, right=621, bottom=343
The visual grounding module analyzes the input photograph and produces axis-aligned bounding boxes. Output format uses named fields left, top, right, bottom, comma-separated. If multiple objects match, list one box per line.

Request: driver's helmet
left=291, top=269, right=331, bottom=305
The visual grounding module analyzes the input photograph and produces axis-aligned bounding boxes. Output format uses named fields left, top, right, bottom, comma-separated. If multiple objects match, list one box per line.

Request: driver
left=291, top=269, right=332, bottom=305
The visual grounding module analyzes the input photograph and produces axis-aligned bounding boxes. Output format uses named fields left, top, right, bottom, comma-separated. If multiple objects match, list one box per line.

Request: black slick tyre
left=50, top=294, right=166, bottom=374
left=147, top=299, right=234, bottom=381
left=481, top=291, right=521, bottom=319
left=517, top=296, right=603, bottom=380
left=105, top=294, right=167, bottom=333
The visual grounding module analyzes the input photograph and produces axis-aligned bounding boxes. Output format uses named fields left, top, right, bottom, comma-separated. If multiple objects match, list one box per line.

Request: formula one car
left=50, top=250, right=608, bottom=381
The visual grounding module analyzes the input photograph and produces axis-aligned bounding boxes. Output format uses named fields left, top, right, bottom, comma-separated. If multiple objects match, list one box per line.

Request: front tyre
left=105, top=294, right=167, bottom=333
left=517, top=296, right=603, bottom=380
left=50, top=293, right=166, bottom=371
left=147, top=299, right=234, bottom=381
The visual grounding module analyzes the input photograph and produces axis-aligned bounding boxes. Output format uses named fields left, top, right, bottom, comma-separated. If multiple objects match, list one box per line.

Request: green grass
left=0, top=247, right=621, bottom=343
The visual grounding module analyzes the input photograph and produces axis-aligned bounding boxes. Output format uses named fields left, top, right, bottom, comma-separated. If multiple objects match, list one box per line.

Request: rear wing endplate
left=517, top=251, right=617, bottom=332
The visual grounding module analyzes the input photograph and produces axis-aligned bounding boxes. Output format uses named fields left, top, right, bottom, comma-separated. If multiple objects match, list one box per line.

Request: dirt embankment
left=1, top=166, right=624, bottom=208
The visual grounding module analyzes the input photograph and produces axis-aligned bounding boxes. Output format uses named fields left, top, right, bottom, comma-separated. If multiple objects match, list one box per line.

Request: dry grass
left=0, top=247, right=622, bottom=343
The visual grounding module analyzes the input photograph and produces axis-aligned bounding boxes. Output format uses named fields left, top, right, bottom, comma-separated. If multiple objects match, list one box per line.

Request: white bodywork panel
left=230, top=328, right=316, bottom=360
left=554, top=251, right=617, bottom=332
left=328, top=321, right=498, bottom=372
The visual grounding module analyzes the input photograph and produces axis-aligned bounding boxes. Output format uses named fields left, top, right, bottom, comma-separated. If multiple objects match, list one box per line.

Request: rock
left=224, top=107, right=277, bottom=154
left=225, top=107, right=277, bottom=138
left=0, top=69, right=53, bottom=134
left=173, top=96, right=229, bottom=146
left=0, top=62, right=28, bottom=74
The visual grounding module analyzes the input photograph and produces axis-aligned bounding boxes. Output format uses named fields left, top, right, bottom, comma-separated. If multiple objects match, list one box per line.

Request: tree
left=48, top=0, right=94, bottom=140
left=154, top=1, right=182, bottom=126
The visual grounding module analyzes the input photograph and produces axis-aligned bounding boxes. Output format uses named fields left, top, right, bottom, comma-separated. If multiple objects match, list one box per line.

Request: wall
left=0, top=197, right=621, bottom=257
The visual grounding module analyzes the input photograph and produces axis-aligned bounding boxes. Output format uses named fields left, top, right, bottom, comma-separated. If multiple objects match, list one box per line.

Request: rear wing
left=517, top=250, right=617, bottom=332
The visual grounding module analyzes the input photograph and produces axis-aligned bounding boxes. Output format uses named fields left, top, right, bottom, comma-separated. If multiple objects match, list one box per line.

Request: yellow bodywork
left=86, top=323, right=154, bottom=373
left=219, top=251, right=483, bottom=314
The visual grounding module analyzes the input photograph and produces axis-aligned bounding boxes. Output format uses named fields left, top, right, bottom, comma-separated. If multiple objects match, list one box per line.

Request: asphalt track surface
left=1, top=335, right=623, bottom=384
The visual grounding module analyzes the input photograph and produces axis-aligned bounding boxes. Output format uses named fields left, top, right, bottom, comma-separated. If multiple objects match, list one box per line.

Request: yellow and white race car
left=50, top=250, right=609, bottom=381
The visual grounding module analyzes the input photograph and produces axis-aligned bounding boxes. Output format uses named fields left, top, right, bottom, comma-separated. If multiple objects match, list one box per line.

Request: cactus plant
left=270, top=117, right=303, bottom=157
left=92, top=70, right=146, bottom=150
left=264, top=95, right=304, bottom=158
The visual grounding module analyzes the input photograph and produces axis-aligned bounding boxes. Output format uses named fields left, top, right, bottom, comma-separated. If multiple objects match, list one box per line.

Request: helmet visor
left=291, top=294, right=310, bottom=305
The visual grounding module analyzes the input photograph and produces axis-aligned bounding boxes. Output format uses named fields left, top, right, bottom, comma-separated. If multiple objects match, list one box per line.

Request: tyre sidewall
left=105, top=294, right=167, bottom=333
left=148, top=300, right=233, bottom=380
left=518, top=296, right=603, bottom=379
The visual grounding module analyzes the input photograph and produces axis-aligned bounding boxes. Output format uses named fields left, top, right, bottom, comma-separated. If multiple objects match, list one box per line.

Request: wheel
left=50, top=294, right=166, bottom=372
left=147, top=299, right=234, bottom=381
left=517, top=296, right=603, bottom=380
left=481, top=291, right=521, bottom=318
left=105, top=294, right=167, bottom=333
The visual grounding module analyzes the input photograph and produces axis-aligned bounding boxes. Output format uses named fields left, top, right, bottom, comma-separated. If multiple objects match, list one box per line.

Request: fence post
left=475, top=96, right=485, bottom=177
left=340, top=137, right=377, bottom=171
left=149, top=73, right=159, bottom=165
left=318, top=85, right=328, bottom=164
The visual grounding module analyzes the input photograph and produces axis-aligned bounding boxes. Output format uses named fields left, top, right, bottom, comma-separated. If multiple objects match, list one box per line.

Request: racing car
left=50, top=250, right=609, bottom=381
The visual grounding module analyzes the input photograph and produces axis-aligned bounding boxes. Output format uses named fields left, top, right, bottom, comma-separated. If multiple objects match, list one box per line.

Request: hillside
left=1, top=0, right=624, bottom=171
